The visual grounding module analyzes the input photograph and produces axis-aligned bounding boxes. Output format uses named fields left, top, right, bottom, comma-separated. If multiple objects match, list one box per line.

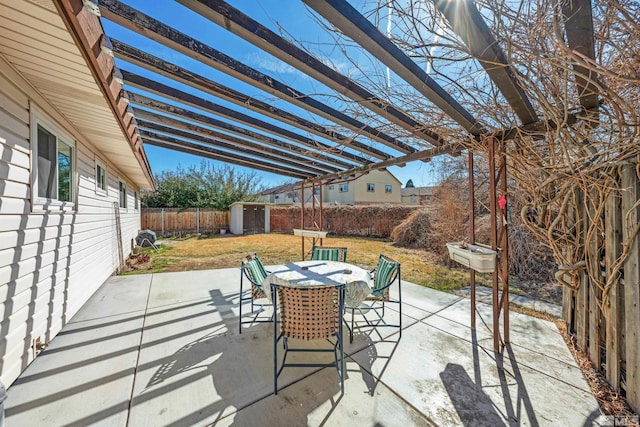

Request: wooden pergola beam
left=110, top=38, right=396, bottom=158
left=562, top=0, right=600, bottom=115
left=121, top=70, right=386, bottom=163
left=129, top=93, right=358, bottom=171
left=137, top=118, right=335, bottom=176
left=178, top=0, right=448, bottom=150
left=307, top=143, right=461, bottom=183
left=140, top=131, right=312, bottom=179
left=53, top=0, right=154, bottom=189
left=303, top=0, right=484, bottom=136
left=99, top=0, right=403, bottom=157
left=432, top=0, right=538, bottom=125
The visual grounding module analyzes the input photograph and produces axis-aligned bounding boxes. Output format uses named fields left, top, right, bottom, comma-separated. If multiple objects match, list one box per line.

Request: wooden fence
left=141, top=208, right=229, bottom=237
left=562, top=163, right=639, bottom=413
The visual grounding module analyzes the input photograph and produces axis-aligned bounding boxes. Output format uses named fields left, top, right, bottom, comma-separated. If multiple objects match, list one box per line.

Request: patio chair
left=239, top=253, right=272, bottom=334
left=310, top=245, right=348, bottom=262
left=271, top=283, right=345, bottom=395
left=345, top=254, right=401, bottom=343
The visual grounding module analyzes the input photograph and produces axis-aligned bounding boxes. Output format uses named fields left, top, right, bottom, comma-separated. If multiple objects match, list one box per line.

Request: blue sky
left=102, top=0, right=444, bottom=189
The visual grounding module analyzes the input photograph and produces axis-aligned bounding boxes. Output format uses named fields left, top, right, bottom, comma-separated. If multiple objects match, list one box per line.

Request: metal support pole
left=319, top=181, right=324, bottom=246
left=300, top=181, right=305, bottom=260
left=499, top=142, right=510, bottom=343
left=468, top=150, right=476, bottom=330
left=487, top=136, right=501, bottom=352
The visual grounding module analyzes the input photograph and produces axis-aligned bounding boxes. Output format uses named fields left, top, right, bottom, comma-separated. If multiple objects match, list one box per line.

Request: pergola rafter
left=141, top=130, right=311, bottom=179
left=128, top=92, right=360, bottom=170
left=137, top=119, right=332, bottom=176
left=99, top=0, right=410, bottom=157
left=177, top=0, right=446, bottom=150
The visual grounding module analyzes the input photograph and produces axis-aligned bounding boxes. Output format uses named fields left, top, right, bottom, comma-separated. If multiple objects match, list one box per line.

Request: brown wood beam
left=99, top=0, right=402, bottom=157
left=129, top=93, right=356, bottom=170
left=306, top=143, right=461, bottom=183
left=137, top=118, right=334, bottom=176
left=53, top=0, right=154, bottom=189
left=303, top=0, right=484, bottom=135
left=109, top=39, right=396, bottom=158
left=135, top=110, right=339, bottom=174
left=178, top=0, right=447, bottom=150
left=432, top=0, right=537, bottom=125
left=562, top=0, right=600, bottom=121
left=141, top=131, right=311, bottom=179
left=122, top=71, right=380, bottom=164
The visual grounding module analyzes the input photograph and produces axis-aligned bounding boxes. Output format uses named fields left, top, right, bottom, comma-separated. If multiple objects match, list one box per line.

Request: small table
left=262, top=260, right=372, bottom=308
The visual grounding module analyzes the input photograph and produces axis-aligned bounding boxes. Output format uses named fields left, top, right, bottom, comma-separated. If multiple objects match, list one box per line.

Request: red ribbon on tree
left=498, top=194, right=507, bottom=210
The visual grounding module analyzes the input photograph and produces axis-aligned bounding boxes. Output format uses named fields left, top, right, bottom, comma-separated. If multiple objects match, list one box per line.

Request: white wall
left=0, top=66, right=141, bottom=386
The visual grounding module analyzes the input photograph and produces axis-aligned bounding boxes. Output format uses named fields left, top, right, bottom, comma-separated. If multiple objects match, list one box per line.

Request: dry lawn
left=130, top=233, right=472, bottom=292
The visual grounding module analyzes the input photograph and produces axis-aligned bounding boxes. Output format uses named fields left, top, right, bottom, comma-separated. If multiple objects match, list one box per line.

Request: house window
left=367, top=183, right=375, bottom=192
left=32, top=115, right=75, bottom=210
left=134, top=191, right=139, bottom=210
left=328, top=185, right=334, bottom=190
left=95, top=158, right=106, bottom=194
left=339, top=183, right=348, bottom=192
left=119, top=180, right=127, bottom=209
left=385, top=185, right=393, bottom=193
left=314, top=188, right=320, bottom=195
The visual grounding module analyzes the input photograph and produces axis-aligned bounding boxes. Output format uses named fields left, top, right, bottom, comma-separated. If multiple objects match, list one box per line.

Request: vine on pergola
left=308, top=0, right=639, bottom=310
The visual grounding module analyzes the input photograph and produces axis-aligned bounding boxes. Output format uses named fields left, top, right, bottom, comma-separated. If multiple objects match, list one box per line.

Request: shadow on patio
left=5, top=267, right=601, bottom=426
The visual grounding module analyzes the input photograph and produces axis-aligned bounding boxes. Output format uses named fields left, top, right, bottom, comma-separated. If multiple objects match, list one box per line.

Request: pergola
left=55, top=0, right=597, bottom=353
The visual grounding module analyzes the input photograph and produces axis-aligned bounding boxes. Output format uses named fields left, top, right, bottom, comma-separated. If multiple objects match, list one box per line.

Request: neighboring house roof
left=262, top=170, right=402, bottom=194
left=0, top=0, right=154, bottom=190
left=401, top=186, right=436, bottom=197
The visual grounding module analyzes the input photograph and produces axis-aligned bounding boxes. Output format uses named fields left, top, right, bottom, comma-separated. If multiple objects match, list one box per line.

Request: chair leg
left=350, top=307, right=355, bottom=343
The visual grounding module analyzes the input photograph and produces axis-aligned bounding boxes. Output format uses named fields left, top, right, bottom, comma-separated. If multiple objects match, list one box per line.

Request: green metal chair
left=345, top=254, right=401, bottom=342
left=310, top=245, right=348, bottom=262
left=239, top=253, right=272, bottom=334
left=271, top=282, right=345, bottom=395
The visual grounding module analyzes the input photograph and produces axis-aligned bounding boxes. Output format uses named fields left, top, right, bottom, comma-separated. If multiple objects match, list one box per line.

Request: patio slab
left=4, top=269, right=603, bottom=426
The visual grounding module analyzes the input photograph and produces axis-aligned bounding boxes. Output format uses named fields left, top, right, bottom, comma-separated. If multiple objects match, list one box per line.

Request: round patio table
left=261, top=260, right=372, bottom=308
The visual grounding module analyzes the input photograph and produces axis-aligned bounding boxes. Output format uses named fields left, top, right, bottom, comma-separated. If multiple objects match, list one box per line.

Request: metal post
left=319, top=181, right=324, bottom=246
left=487, top=136, right=501, bottom=352
left=499, top=142, right=510, bottom=343
left=300, top=180, right=305, bottom=260
left=468, top=151, right=476, bottom=330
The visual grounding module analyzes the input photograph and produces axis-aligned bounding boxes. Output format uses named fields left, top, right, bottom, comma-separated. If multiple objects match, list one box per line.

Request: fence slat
left=605, top=181, right=622, bottom=391
left=621, top=164, right=639, bottom=412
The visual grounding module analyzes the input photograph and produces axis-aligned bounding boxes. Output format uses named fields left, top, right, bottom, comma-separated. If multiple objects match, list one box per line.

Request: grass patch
left=125, top=233, right=472, bottom=293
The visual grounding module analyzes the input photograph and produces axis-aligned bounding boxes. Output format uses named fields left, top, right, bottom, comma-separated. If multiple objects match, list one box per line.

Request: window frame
left=134, top=190, right=139, bottom=211
left=385, top=185, right=393, bottom=193
left=95, top=157, right=107, bottom=196
left=118, top=180, right=127, bottom=210
left=366, top=183, right=375, bottom=192
left=339, top=183, right=348, bottom=192
left=30, top=106, right=76, bottom=211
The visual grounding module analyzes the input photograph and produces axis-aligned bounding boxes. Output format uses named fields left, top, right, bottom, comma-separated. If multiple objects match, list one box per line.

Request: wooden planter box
left=446, top=242, right=497, bottom=273
left=293, top=229, right=328, bottom=238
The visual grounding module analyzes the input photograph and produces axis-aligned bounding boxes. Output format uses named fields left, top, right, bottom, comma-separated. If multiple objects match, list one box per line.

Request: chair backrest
left=241, top=253, right=269, bottom=288
left=372, top=254, right=400, bottom=296
left=273, top=284, right=345, bottom=341
left=310, top=245, right=347, bottom=262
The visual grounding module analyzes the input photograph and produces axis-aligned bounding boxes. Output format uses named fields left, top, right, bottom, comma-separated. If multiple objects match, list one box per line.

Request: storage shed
left=229, top=202, right=272, bottom=235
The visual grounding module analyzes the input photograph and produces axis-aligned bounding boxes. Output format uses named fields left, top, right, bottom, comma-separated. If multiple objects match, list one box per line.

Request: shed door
left=243, top=205, right=265, bottom=234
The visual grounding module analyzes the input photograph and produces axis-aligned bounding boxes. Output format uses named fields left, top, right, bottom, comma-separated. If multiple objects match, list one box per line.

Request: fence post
left=197, top=208, right=200, bottom=235
left=161, top=208, right=165, bottom=237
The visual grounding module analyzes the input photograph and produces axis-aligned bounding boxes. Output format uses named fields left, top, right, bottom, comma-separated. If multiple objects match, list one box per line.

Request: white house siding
left=0, top=66, right=141, bottom=386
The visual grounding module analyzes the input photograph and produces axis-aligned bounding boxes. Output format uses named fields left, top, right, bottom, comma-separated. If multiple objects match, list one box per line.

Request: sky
left=102, top=0, right=447, bottom=190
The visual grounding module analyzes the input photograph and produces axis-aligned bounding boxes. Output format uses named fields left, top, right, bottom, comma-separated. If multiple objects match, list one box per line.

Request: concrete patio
left=5, top=267, right=602, bottom=426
